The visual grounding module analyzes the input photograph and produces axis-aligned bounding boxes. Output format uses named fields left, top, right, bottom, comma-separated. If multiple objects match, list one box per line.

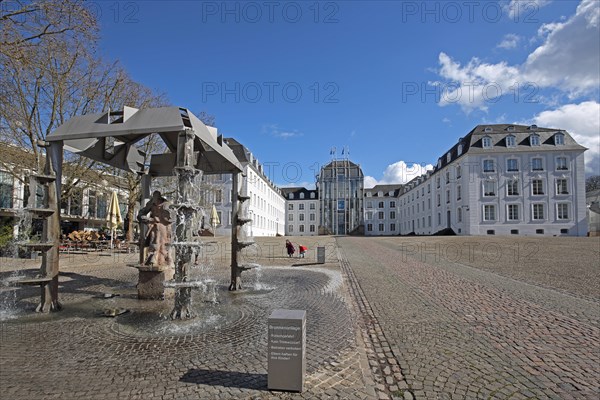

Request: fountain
left=28, top=106, right=252, bottom=319
left=14, top=140, right=63, bottom=312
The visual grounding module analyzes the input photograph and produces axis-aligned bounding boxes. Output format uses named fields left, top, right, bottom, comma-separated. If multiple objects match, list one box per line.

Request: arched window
left=482, top=136, right=493, bottom=148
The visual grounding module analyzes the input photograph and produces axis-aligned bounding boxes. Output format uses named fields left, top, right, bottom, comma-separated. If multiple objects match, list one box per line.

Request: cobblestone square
left=1, top=235, right=599, bottom=399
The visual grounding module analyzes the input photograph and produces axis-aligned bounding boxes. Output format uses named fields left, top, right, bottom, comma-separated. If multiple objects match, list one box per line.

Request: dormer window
left=528, top=124, right=538, bottom=130
left=378, top=191, right=383, bottom=197
left=389, top=191, right=394, bottom=196
left=457, top=144, right=463, bottom=156
left=506, top=126, right=515, bottom=132
left=446, top=153, right=451, bottom=163
left=437, top=159, right=441, bottom=168
left=530, top=134, right=540, bottom=146
left=505, top=135, right=516, bottom=147
left=484, top=127, right=493, bottom=133
left=554, top=133, right=565, bottom=145
left=482, top=136, right=493, bottom=148
left=310, top=192, right=315, bottom=199
left=299, top=192, right=305, bottom=199
left=288, top=193, right=294, bottom=199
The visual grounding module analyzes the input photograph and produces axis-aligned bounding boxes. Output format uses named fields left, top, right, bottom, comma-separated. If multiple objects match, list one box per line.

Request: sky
left=96, top=0, right=600, bottom=188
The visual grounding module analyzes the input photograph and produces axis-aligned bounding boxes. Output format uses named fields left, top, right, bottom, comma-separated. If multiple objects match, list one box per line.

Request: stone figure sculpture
left=137, top=191, right=173, bottom=267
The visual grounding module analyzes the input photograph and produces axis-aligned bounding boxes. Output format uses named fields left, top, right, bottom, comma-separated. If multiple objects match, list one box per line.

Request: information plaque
left=317, top=246, right=325, bottom=264
left=268, top=309, right=306, bottom=392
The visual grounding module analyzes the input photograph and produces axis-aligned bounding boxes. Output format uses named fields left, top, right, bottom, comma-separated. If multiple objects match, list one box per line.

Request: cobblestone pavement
left=0, top=237, right=377, bottom=400
left=337, top=236, right=600, bottom=400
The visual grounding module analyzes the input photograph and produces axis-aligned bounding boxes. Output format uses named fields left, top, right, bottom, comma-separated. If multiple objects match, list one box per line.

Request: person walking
left=285, top=239, right=295, bottom=257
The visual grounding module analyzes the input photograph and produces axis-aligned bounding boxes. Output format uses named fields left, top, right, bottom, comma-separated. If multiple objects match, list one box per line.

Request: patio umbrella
left=106, top=191, right=122, bottom=249
left=210, top=204, right=220, bottom=237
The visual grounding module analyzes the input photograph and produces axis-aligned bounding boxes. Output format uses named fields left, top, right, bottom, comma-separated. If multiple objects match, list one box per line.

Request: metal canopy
left=46, top=106, right=242, bottom=176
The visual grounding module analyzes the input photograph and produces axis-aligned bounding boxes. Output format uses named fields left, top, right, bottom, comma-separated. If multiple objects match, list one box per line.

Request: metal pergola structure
left=30, top=106, right=247, bottom=312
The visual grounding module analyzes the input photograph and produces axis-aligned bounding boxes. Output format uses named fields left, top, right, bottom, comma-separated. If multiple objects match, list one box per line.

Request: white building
left=205, top=138, right=285, bottom=237
left=364, top=185, right=402, bottom=236
left=397, top=124, right=588, bottom=237
left=281, top=187, right=320, bottom=236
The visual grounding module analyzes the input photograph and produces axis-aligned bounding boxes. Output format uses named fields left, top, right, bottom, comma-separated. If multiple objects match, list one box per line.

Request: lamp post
left=276, top=217, right=279, bottom=236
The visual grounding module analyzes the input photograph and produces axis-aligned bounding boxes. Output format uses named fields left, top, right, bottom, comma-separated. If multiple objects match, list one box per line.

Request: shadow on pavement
left=180, top=369, right=267, bottom=390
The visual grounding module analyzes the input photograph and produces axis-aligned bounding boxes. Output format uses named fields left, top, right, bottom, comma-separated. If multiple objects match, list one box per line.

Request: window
left=310, top=203, right=316, bottom=210
left=428, top=184, right=431, bottom=193
left=445, top=171, right=450, bottom=184
left=506, top=180, right=519, bottom=196
left=532, top=179, right=544, bottom=195
left=556, top=157, right=568, bottom=171
left=457, top=144, right=463, bottom=156
left=366, top=211, right=373, bottom=220
left=437, top=193, right=441, bottom=206
left=390, top=223, right=396, bottom=231
left=482, top=136, right=493, bottom=148
left=366, top=201, right=372, bottom=208
left=536, top=229, right=544, bottom=234
left=531, top=158, right=543, bottom=171
left=378, top=201, right=384, bottom=208
left=436, top=177, right=440, bottom=188
left=554, top=133, right=565, bottom=145
left=483, top=159, right=495, bottom=172
left=446, top=189, right=451, bottom=203
left=288, top=193, right=294, bottom=200
left=487, top=230, right=495, bottom=235
left=556, top=179, right=569, bottom=195
left=88, top=190, right=97, bottom=218
left=299, top=225, right=305, bottom=232
left=457, top=207, right=462, bottom=223
left=288, top=203, right=294, bottom=210
left=506, top=135, right=516, bottom=147
left=483, top=180, right=496, bottom=197
left=299, top=192, right=305, bottom=199
left=437, top=212, right=441, bottom=225
left=506, top=159, right=519, bottom=172
left=310, top=225, right=315, bottom=232
left=456, top=165, right=462, bottom=178
left=530, top=134, right=540, bottom=146
left=390, top=211, right=396, bottom=219
left=557, top=203, right=570, bottom=220
left=299, top=214, right=305, bottom=221
left=511, top=229, right=519, bottom=235
left=507, top=204, right=519, bottom=221
left=447, top=153, right=451, bottom=163
left=428, top=215, right=432, bottom=227
left=298, top=203, right=304, bottom=210
left=367, top=224, right=373, bottom=232
left=310, top=192, right=315, bottom=199
left=390, top=201, right=396, bottom=208
left=288, top=214, right=293, bottom=221
left=428, top=198, right=431, bottom=209
left=310, top=213, right=315, bottom=221
left=288, top=225, right=293, bottom=232
left=532, top=204, right=545, bottom=220
left=378, top=223, right=384, bottom=231
left=457, top=185, right=461, bottom=200
left=483, top=205, right=496, bottom=221
left=378, top=211, right=384, bottom=219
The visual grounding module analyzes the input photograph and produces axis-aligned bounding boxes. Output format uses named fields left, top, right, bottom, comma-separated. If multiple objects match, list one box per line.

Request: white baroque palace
left=281, top=187, right=320, bottom=236
left=391, top=124, right=587, bottom=237
left=203, top=138, right=285, bottom=237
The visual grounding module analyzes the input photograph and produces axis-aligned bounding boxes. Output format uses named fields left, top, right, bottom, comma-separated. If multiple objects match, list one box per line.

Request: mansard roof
left=364, top=184, right=404, bottom=197
left=280, top=187, right=319, bottom=200
left=433, top=124, right=585, bottom=173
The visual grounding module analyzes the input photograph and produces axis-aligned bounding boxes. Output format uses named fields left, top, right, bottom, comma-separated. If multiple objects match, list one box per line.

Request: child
left=298, top=245, right=307, bottom=258
left=285, top=239, right=295, bottom=257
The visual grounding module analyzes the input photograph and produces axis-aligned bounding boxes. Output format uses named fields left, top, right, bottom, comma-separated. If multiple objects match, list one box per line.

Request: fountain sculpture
left=21, top=106, right=254, bottom=317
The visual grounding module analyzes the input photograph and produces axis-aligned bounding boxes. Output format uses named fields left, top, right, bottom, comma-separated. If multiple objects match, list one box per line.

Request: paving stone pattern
left=337, top=236, right=600, bottom=400
left=0, top=257, right=376, bottom=399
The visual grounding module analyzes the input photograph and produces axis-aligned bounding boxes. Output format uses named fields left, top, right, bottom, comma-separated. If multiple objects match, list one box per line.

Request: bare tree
left=586, top=175, right=600, bottom=193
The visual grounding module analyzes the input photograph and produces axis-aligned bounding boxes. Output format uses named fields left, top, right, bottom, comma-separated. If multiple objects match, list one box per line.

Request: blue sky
left=96, top=0, right=599, bottom=187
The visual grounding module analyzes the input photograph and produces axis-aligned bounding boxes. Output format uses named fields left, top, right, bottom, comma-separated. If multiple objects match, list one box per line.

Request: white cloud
left=436, top=0, right=600, bottom=111
left=261, top=123, right=303, bottom=139
left=524, top=0, right=600, bottom=96
left=530, top=101, right=600, bottom=174
left=497, top=33, right=522, bottom=49
left=278, top=181, right=316, bottom=190
left=365, top=161, right=434, bottom=188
